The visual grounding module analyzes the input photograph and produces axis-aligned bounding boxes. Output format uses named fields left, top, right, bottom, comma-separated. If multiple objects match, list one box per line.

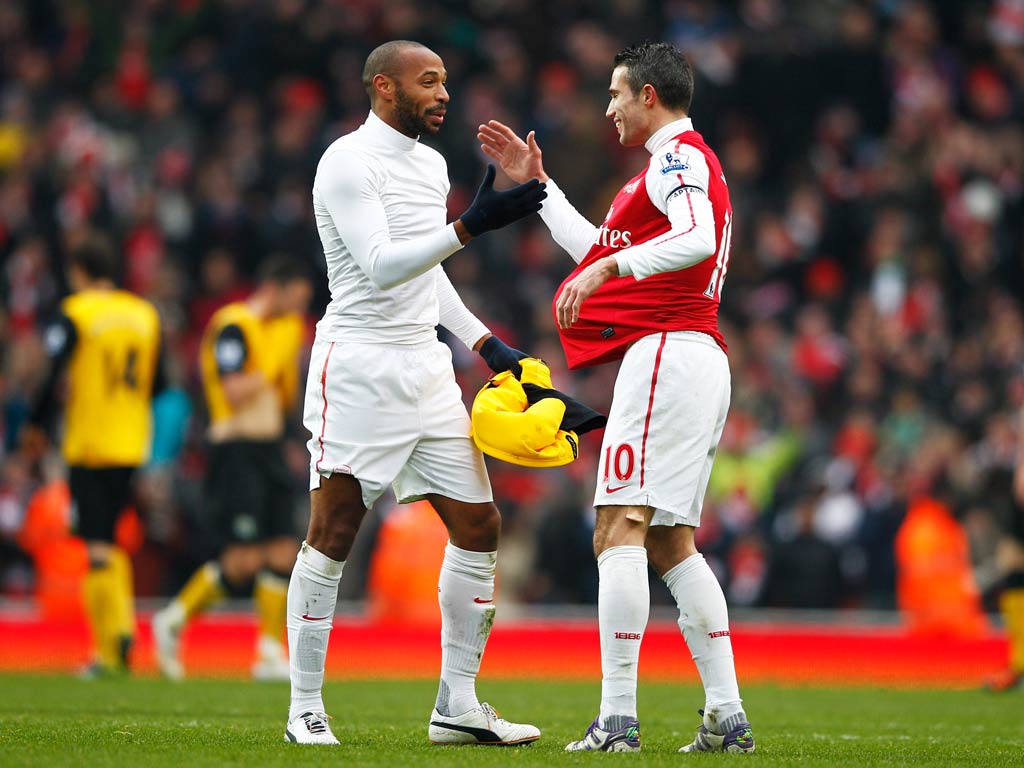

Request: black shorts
left=990, top=468, right=1024, bottom=546
left=68, top=466, right=136, bottom=542
left=1010, top=494, right=1024, bottom=546
left=206, top=440, right=297, bottom=548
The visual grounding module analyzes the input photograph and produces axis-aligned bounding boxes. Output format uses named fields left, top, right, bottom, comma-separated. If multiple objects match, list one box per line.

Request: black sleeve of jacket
left=29, top=313, right=78, bottom=428
left=151, top=337, right=170, bottom=397
left=521, top=383, right=608, bottom=435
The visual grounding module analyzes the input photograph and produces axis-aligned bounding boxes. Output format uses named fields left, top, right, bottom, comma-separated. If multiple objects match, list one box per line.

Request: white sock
left=663, top=553, right=744, bottom=731
left=597, top=545, right=649, bottom=727
left=435, top=542, right=497, bottom=717
left=286, top=541, right=344, bottom=722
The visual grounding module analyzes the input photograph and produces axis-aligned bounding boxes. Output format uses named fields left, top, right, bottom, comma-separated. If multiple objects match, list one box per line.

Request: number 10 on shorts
left=604, top=443, right=635, bottom=487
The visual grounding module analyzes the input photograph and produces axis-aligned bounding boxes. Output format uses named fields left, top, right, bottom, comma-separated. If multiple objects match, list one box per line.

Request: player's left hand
left=556, top=256, right=619, bottom=330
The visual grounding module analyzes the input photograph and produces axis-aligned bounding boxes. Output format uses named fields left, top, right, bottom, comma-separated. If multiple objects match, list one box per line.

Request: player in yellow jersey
left=153, top=256, right=312, bottom=680
left=986, top=408, right=1024, bottom=691
left=27, top=234, right=166, bottom=676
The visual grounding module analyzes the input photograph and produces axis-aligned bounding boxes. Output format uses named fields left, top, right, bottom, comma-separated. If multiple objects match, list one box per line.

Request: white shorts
left=303, top=338, right=492, bottom=509
left=593, top=331, right=730, bottom=527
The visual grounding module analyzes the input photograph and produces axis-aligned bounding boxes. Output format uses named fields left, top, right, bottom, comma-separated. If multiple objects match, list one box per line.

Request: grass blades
left=0, top=674, right=1020, bottom=766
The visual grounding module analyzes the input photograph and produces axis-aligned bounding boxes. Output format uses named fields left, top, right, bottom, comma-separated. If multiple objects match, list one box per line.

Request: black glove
left=479, top=335, right=529, bottom=378
left=459, top=165, right=547, bottom=237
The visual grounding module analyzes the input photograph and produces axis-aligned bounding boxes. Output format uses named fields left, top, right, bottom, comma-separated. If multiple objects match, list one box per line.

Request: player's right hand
left=478, top=120, right=548, bottom=184
left=459, top=164, right=547, bottom=237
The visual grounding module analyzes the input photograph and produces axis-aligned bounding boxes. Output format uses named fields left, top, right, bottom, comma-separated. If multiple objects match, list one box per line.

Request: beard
left=394, top=86, right=443, bottom=136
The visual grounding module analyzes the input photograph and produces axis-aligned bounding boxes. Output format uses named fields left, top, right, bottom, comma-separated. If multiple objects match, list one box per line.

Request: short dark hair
left=362, top=40, right=427, bottom=100
left=257, top=254, right=311, bottom=286
left=70, top=233, right=119, bottom=282
left=613, top=41, right=694, bottom=113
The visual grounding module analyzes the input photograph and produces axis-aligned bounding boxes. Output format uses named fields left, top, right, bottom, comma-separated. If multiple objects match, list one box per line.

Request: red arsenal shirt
left=553, top=126, right=733, bottom=369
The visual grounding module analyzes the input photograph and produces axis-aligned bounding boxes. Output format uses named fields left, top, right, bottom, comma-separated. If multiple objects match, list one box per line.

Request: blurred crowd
left=1, top=0, right=1023, bottom=614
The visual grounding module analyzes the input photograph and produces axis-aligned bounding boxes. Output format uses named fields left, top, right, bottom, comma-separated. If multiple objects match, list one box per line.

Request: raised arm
left=317, top=151, right=546, bottom=291
left=479, top=120, right=597, bottom=263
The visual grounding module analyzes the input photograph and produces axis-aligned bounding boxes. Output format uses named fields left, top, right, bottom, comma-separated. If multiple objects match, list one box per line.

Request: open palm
left=477, top=120, right=548, bottom=184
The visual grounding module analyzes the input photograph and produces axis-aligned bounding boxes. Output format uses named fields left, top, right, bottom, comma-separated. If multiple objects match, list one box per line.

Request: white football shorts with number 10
left=593, top=330, right=730, bottom=527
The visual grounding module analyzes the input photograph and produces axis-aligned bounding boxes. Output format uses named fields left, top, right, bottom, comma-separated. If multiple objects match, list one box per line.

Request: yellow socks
left=1001, top=586, right=1024, bottom=673
left=83, top=561, right=118, bottom=669
left=255, top=570, right=289, bottom=647
left=107, top=547, right=135, bottom=655
left=83, top=546, right=135, bottom=670
left=175, top=561, right=227, bottom=622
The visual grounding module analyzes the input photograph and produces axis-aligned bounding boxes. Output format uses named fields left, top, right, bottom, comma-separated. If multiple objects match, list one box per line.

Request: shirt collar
left=362, top=110, right=419, bottom=152
left=645, top=117, right=694, bottom=155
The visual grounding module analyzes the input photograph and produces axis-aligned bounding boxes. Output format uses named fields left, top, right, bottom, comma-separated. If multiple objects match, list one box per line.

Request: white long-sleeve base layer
left=311, top=110, right=487, bottom=348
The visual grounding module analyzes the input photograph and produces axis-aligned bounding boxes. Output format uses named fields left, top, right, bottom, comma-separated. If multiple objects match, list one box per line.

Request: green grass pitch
left=0, top=674, right=1020, bottom=766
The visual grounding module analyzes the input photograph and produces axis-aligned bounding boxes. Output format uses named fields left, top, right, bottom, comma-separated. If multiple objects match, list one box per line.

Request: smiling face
left=381, top=47, right=449, bottom=137
left=605, top=65, right=650, bottom=147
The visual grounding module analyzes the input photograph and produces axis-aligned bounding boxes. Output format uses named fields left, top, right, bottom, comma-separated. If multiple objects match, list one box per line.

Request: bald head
left=363, top=40, right=431, bottom=101
left=361, top=40, right=449, bottom=138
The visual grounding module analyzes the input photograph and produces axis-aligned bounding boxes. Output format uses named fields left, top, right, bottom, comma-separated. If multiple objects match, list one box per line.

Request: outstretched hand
left=478, top=120, right=548, bottom=185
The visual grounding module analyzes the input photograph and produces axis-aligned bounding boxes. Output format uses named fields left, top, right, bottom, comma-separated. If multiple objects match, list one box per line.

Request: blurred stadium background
left=0, top=0, right=1022, bottom=686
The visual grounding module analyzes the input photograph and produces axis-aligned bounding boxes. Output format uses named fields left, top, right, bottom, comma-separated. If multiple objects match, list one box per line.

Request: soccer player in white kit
left=284, top=40, right=546, bottom=746
left=479, top=42, right=755, bottom=753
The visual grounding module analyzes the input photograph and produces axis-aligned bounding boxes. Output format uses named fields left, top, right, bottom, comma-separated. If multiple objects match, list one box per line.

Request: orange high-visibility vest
left=895, top=496, right=987, bottom=637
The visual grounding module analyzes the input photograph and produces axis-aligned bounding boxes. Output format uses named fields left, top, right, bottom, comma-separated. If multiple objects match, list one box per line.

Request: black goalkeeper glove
left=479, top=335, right=529, bottom=378
left=459, top=164, right=547, bottom=237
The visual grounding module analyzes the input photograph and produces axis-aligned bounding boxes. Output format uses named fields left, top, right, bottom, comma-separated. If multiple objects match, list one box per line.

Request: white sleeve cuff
left=615, top=253, right=634, bottom=278
left=537, top=178, right=597, bottom=263
left=443, top=222, right=463, bottom=252
left=539, top=178, right=567, bottom=209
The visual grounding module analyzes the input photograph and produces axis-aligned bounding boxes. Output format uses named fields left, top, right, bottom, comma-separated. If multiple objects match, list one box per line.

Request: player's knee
left=309, top=527, right=353, bottom=562
left=592, top=528, right=620, bottom=558
left=646, top=545, right=677, bottom=577
left=446, top=503, right=500, bottom=550
left=645, top=527, right=698, bottom=576
left=592, top=513, right=645, bottom=557
left=473, top=504, right=501, bottom=537
left=307, top=509, right=364, bottom=561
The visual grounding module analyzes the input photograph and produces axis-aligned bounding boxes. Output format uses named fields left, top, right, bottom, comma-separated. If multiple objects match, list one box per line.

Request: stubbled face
left=606, top=65, right=648, bottom=147
left=391, top=48, right=449, bottom=137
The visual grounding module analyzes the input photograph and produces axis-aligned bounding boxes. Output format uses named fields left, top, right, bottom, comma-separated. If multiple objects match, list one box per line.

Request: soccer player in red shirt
left=479, top=41, right=754, bottom=753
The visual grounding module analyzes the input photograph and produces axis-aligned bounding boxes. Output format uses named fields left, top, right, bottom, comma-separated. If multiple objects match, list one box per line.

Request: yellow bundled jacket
left=471, top=358, right=582, bottom=467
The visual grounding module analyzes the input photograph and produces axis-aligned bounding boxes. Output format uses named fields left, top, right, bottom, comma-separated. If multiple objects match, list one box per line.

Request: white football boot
left=429, top=702, right=540, bottom=745
left=151, top=605, right=184, bottom=680
left=284, top=711, right=340, bottom=745
left=565, top=716, right=641, bottom=752
left=251, top=636, right=290, bottom=681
